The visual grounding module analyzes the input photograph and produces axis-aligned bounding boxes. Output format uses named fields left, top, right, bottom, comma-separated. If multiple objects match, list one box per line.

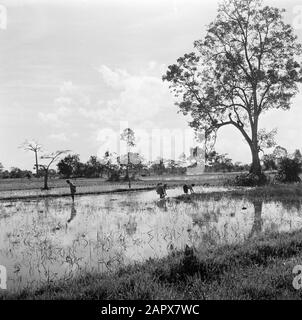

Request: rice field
left=0, top=173, right=238, bottom=200
left=1, top=184, right=302, bottom=294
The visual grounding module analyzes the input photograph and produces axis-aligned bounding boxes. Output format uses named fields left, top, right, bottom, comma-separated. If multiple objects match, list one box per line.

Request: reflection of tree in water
left=124, top=216, right=137, bottom=237
left=34, top=198, right=50, bottom=222
left=249, top=199, right=263, bottom=238
left=187, top=199, right=200, bottom=211
left=192, top=200, right=220, bottom=229
left=44, top=198, right=50, bottom=214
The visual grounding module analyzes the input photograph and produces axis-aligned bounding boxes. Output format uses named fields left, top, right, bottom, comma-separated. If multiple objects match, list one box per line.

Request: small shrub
left=107, top=171, right=121, bottom=182
left=275, top=157, right=302, bottom=183
left=122, top=174, right=139, bottom=182
left=234, top=173, right=267, bottom=187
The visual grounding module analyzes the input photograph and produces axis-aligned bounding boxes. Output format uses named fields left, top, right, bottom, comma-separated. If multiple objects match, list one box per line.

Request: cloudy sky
left=0, top=0, right=302, bottom=170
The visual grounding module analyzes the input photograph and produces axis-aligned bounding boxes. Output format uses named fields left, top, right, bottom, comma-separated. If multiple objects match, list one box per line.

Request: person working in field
left=163, top=184, right=168, bottom=197
left=66, top=180, right=76, bottom=202
left=156, top=183, right=167, bottom=199
left=183, top=183, right=195, bottom=195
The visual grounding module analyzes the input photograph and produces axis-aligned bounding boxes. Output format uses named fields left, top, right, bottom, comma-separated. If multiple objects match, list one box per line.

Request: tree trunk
left=35, top=151, right=39, bottom=177
left=249, top=114, right=262, bottom=176
left=43, top=170, right=49, bottom=190
left=250, top=144, right=262, bottom=176
left=127, top=152, right=131, bottom=189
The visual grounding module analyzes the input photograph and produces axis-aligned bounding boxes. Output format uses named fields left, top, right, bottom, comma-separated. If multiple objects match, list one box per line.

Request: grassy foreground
left=3, top=229, right=302, bottom=300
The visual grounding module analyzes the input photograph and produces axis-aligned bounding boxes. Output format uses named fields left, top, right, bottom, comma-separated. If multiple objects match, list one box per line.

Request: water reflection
left=124, top=216, right=137, bottom=237
left=1, top=189, right=302, bottom=292
left=67, top=203, right=77, bottom=224
left=156, top=199, right=168, bottom=211
left=249, top=199, right=263, bottom=238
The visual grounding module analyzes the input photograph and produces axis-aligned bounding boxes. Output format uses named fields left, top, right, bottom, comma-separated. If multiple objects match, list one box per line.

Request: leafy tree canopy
left=163, top=0, right=302, bottom=176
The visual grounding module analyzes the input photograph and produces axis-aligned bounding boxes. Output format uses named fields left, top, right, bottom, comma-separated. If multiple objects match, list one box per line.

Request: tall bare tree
left=163, top=0, right=302, bottom=179
left=120, top=128, right=136, bottom=188
left=20, top=140, right=43, bottom=177
left=39, top=150, right=70, bottom=190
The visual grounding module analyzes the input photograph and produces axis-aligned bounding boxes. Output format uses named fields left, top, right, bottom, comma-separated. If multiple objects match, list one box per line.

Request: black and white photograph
left=1, top=0, right=302, bottom=306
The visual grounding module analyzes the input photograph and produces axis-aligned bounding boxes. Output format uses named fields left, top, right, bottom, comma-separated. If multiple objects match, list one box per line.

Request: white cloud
left=54, top=97, right=72, bottom=108
left=39, top=80, right=91, bottom=127
left=98, top=66, right=129, bottom=89
left=59, top=81, right=75, bottom=95
left=78, top=107, right=101, bottom=119
left=37, top=65, right=197, bottom=162
left=49, top=132, right=68, bottom=141
left=38, top=106, right=72, bottom=126
left=96, top=64, right=175, bottom=126
left=4, top=0, right=204, bottom=7
left=92, top=63, right=200, bottom=161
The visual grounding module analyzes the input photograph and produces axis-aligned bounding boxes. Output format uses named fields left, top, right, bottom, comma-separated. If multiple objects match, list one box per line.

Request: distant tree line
left=2, top=127, right=302, bottom=183
left=1, top=146, right=302, bottom=181
left=0, top=166, right=57, bottom=179
left=205, top=151, right=250, bottom=173
left=57, top=154, right=107, bottom=179
left=0, top=167, right=34, bottom=179
left=261, top=147, right=302, bottom=171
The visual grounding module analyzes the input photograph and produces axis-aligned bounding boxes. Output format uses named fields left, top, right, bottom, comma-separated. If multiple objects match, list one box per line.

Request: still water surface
left=0, top=186, right=301, bottom=291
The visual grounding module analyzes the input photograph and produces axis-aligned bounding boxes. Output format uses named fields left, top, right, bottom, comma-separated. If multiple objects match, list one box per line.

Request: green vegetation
left=275, top=158, right=302, bottom=183
left=3, top=229, right=302, bottom=300
left=233, top=172, right=267, bottom=187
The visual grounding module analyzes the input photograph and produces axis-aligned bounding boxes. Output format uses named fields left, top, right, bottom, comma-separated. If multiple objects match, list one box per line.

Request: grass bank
left=176, top=183, right=302, bottom=202
left=3, top=229, right=302, bottom=300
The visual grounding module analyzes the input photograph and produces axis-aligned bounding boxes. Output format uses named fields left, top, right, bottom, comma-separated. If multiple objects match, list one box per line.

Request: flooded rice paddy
left=1, top=186, right=302, bottom=292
